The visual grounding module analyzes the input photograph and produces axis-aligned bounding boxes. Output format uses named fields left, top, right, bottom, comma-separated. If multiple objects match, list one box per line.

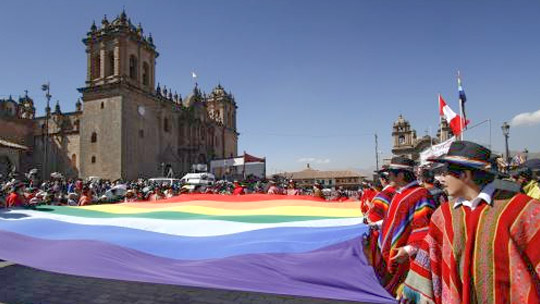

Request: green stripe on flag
left=33, top=206, right=350, bottom=223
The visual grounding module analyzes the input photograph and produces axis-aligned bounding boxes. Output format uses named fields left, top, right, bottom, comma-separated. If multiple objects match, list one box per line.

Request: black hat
left=374, top=164, right=390, bottom=174
left=510, top=167, right=533, bottom=179
left=380, top=156, right=416, bottom=172
left=429, top=141, right=497, bottom=174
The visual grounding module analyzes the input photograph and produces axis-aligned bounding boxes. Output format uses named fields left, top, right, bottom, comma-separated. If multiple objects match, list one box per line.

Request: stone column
left=86, top=49, right=92, bottom=83
left=114, top=44, right=120, bottom=76
left=99, top=46, right=106, bottom=79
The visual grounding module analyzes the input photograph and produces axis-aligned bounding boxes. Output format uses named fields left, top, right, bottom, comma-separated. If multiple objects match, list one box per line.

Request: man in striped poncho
left=375, top=157, right=437, bottom=297
left=401, top=141, right=540, bottom=303
left=363, top=170, right=396, bottom=285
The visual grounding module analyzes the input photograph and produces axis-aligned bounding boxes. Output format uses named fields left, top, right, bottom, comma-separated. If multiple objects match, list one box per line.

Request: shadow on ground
left=0, top=264, right=372, bottom=304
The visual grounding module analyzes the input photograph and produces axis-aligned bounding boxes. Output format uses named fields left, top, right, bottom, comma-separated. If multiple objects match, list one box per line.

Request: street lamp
left=501, top=122, right=510, bottom=169
left=41, top=82, right=52, bottom=180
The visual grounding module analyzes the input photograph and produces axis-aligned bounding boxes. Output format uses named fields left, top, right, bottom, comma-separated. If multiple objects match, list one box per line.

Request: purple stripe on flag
left=0, top=230, right=394, bottom=303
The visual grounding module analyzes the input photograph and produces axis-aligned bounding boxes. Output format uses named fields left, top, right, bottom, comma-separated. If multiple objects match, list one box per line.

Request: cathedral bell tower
left=391, top=115, right=417, bottom=158
left=206, top=84, right=238, bottom=158
left=82, top=10, right=158, bottom=92
left=392, top=115, right=415, bottom=147
left=206, top=84, right=237, bottom=130
left=78, top=10, right=159, bottom=180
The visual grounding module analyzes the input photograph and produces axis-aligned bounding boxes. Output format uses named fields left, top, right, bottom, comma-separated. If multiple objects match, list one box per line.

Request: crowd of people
left=360, top=140, right=540, bottom=303
left=1, top=172, right=363, bottom=208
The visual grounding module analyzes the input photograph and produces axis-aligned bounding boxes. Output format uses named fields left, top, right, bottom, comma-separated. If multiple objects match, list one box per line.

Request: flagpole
left=41, top=82, right=51, bottom=181
left=437, top=93, right=443, bottom=142
left=459, top=101, right=464, bottom=140
left=457, top=71, right=466, bottom=141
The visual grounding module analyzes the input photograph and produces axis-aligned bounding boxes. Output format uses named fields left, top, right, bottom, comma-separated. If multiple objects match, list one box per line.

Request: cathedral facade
left=0, top=11, right=238, bottom=181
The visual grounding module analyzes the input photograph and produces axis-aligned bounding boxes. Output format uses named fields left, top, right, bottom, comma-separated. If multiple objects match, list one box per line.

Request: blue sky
left=1, top=0, right=540, bottom=174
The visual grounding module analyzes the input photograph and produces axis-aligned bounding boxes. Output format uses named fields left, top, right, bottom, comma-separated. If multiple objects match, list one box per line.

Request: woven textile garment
left=403, top=193, right=540, bottom=304
left=378, top=182, right=436, bottom=296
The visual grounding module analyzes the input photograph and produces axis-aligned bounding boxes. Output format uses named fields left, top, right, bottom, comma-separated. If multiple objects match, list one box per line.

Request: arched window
left=91, top=156, right=96, bottom=163
left=92, top=54, right=101, bottom=79
left=107, top=51, right=114, bottom=76
left=139, top=129, right=144, bottom=138
left=142, top=62, right=149, bottom=86
left=164, top=118, right=170, bottom=132
left=91, top=132, right=97, bottom=143
left=100, top=102, right=104, bottom=109
left=129, top=55, right=137, bottom=80
left=74, top=120, right=80, bottom=131
left=398, top=135, right=405, bottom=145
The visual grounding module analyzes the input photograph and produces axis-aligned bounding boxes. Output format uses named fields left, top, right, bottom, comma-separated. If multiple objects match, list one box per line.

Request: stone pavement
left=0, top=264, right=372, bottom=304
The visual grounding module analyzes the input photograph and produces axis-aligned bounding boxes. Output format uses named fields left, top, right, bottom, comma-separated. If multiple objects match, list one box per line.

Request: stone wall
left=0, top=118, right=34, bottom=147
left=122, top=89, right=164, bottom=179
left=80, top=94, right=123, bottom=180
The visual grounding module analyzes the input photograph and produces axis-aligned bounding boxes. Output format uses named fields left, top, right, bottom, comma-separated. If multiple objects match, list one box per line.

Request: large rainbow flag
left=0, top=194, right=395, bottom=303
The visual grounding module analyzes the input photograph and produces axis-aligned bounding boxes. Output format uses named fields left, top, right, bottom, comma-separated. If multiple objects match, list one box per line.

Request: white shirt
left=453, top=182, right=496, bottom=210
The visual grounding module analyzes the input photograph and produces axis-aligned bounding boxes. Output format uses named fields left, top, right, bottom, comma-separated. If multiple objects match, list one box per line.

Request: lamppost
left=41, top=82, right=52, bottom=181
left=501, top=122, right=510, bottom=169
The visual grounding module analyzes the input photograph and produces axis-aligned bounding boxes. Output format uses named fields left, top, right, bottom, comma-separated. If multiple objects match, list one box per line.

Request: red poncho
left=403, top=193, right=540, bottom=304
left=378, top=182, right=436, bottom=296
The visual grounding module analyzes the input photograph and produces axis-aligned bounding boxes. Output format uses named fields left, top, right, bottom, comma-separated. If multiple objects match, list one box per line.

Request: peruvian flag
left=439, top=94, right=467, bottom=136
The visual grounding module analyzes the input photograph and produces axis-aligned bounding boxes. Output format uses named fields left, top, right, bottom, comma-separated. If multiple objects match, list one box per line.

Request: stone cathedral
left=0, top=11, right=238, bottom=180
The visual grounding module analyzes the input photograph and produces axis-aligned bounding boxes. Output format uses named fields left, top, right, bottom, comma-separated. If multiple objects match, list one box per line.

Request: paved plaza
left=0, top=263, right=368, bottom=304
